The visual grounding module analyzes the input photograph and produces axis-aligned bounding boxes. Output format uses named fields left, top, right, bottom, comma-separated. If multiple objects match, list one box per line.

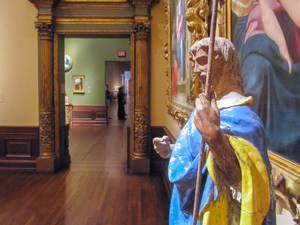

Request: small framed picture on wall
left=72, top=75, right=85, bottom=94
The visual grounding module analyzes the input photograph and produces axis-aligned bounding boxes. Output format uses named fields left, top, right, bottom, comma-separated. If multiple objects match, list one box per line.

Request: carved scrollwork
left=163, top=42, right=169, bottom=61
left=185, top=0, right=209, bottom=44
left=274, top=172, right=300, bottom=223
left=35, top=22, right=54, bottom=37
left=269, top=151, right=300, bottom=223
left=130, top=0, right=158, bottom=5
left=186, top=0, right=210, bottom=101
left=30, top=0, right=55, bottom=37
left=28, top=0, right=54, bottom=8
left=163, top=5, right=169, bottom=61
left=134, top=22, right=150, bottom=40
left=167, top=102, right=189, bottom=129
left=134, top=109, right=149, bottom=158
left=40, top=111, right=55, bottom=154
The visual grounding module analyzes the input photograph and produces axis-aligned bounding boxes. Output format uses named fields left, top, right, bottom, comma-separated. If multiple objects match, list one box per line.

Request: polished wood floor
left=0, top=101, right=169, bottom=225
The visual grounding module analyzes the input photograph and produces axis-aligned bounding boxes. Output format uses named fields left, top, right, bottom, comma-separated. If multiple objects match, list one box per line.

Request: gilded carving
left=55, top=2, right=130, bottom=9
left=29, top=0, right=55, bottom=37
left=274, top=171, right=300, bottom=223
left=163, top=42, right=169, bottom=60
left=134, top=109, right=149, bottom=158
left=28, top=0, right=54, bottom=8
left=269, top=152, right=300, bottom=223
left=186, top=0, right=209, bottom=102
left=163, top=4, right=169, bottom=61
left=63, top=0, right=127, bottom=2
left=164, top=0, right=209, bottom=128
left=134, top=22, right=150, bottom=40
left=185, top=0, right=209, bottom=44
left=167, top=102, right=189, bottom=129
left=35, top=22, right=54, bottom=37
left=40, top=111, right=55, bottom=154
left=130, top=0, right=158, bottom=6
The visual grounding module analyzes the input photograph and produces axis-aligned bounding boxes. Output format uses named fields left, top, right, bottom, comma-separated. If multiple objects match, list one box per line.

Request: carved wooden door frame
left=29, top=0, right=158, bottom=173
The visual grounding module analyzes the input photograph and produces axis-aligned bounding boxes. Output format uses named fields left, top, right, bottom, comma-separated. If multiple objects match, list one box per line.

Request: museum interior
left=0, top=0, right=299, bottom=224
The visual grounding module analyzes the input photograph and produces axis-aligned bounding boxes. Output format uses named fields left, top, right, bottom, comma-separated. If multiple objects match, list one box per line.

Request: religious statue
left=153, top=37, right=276, bottom=225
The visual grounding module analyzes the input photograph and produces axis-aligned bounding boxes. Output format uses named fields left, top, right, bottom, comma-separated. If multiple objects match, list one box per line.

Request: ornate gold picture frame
left=165, top=0, right=193, bottom=126
left=165, top=0, right=230, bottom=128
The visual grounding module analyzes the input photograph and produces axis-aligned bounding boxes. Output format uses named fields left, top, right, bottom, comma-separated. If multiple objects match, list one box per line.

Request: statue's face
left=193, top=46, right=223, bottom=92
left=193, top=46, right=209, bottom=86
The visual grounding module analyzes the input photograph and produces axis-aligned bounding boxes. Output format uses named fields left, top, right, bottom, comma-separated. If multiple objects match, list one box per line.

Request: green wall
left=65, top=38, right=131, bottom=105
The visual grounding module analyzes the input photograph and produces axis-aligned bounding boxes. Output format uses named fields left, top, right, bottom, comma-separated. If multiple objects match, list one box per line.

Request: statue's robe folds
left=168, top=96, right=276, bottom=225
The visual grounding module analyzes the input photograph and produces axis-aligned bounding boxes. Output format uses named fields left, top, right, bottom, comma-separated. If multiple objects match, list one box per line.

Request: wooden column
left=130, top=22, right=151, bottom=173
left=128, top=0, right=159, bottom=173
left=35, top=8, right=58, bottom=172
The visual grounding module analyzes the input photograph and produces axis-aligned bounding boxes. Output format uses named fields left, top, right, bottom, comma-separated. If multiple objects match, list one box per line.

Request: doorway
left=105, top=61, right=131, bottom=122
left=35, top=0, right=154, bottom=173
left=105, top=61, right=131, bottom=100
left=61, top=37, right=131, bottom=163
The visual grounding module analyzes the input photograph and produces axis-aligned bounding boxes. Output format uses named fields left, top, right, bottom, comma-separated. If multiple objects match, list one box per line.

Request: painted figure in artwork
left=232, top=0, right=300, bottom=162
left=171, top=0, right=186, bottom=97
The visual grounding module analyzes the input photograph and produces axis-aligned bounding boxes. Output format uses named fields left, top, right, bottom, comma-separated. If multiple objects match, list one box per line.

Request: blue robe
left=168, top=102, right=276, bottom=225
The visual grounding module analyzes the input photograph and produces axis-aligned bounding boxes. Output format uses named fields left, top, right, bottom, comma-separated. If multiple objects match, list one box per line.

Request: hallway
left=0, top=101, right=169, bottom=225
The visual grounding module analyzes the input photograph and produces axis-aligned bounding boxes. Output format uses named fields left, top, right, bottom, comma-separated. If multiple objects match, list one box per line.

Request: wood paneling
left=0, top=127, right=39, bottom=170
left=72, top=105, right=108, bottom=125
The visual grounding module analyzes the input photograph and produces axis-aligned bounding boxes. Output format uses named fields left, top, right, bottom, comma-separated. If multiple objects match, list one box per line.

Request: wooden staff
left=191, top=0, right=223, bottom=224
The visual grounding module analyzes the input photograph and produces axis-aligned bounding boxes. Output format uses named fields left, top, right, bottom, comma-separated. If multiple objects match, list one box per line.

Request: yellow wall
left=0, top=1, right=38, bottom=126
left=0, top=0, right=181, bottom=137
left=150, top=0, right=181, bottom=138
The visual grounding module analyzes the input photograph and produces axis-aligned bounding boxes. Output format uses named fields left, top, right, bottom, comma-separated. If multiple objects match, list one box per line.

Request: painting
left=170, top=0, right=193, bottom=107
left=72, top=75, right=85, bottom=94
left=229, top=0, right=300, bottom=164
left=228, top=1, right=300, bottom=222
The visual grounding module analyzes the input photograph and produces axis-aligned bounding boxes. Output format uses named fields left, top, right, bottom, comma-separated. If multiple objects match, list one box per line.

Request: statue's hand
left=153, top=136, right=172, bottom=159
left=194, top=93, right=220, bottom=145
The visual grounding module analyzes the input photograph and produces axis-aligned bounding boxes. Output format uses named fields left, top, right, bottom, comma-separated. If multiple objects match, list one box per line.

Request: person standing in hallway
left=117, top=86, right=126, bottom=120
left=106, top=84, right=112, bottom=120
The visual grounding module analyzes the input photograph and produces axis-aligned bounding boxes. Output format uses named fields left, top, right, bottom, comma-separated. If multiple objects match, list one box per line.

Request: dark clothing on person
left=117, top=87, right=126, bottom=120
left=106, top=89, right=112, bottom=100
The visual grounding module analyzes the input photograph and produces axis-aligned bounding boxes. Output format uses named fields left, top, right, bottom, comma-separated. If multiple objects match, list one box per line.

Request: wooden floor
left=0, top=101, right=169, bottom=225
